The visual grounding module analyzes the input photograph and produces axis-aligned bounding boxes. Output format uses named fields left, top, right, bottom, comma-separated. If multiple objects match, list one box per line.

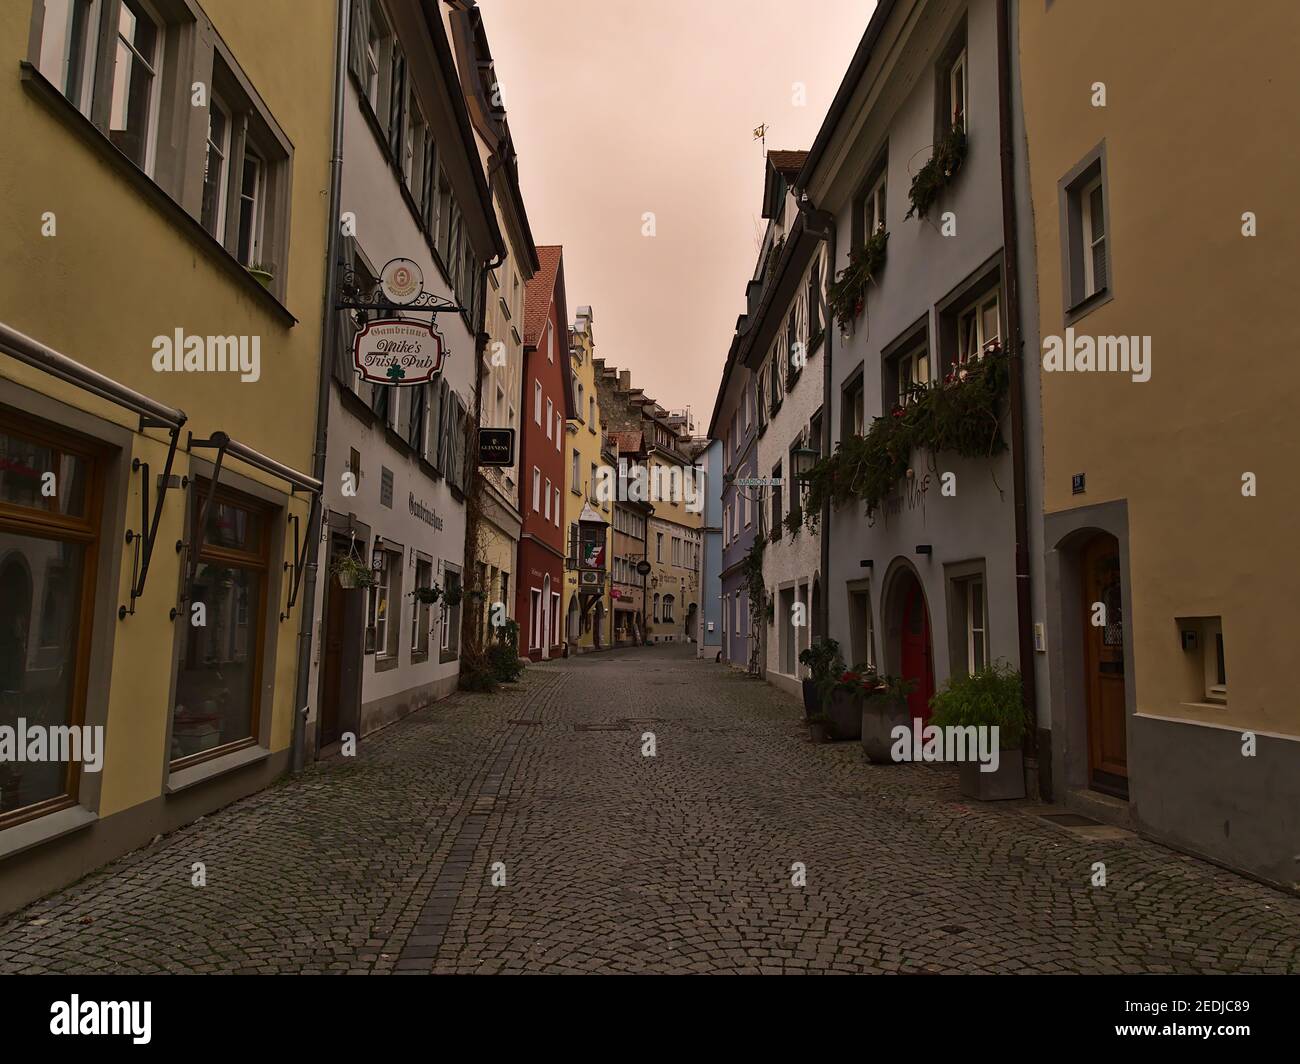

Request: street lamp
left=792, top=445, right=820, bottom=483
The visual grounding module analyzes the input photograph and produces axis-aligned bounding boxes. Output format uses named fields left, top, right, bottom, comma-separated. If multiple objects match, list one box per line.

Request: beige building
left=1018, top=0, right=1300, bottom=888
left=0, top=0, right=333, bottom=912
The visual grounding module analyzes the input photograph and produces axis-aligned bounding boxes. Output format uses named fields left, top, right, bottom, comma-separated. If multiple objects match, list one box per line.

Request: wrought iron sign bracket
left=280, top=493, right=321, bottom=622
left=335, top=262, right=464, bottom=315
left=118, top=421, right=182, bottom=620
left=175, top=432, right=230, bottom=615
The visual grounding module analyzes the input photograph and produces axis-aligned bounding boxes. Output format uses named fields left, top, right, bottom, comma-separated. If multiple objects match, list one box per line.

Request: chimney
left=619, top=369, right=631, bottom=392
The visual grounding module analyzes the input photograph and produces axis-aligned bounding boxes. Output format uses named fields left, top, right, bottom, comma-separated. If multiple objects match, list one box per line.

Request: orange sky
left=478, top=0, right=876, bottom=430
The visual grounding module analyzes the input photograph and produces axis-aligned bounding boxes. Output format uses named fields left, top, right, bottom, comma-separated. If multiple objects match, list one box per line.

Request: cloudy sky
left=477, top=0, right=875, bottom=432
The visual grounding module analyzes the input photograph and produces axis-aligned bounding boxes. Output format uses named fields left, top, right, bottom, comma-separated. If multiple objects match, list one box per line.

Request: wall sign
left=380, top=258, right=424, bottom=305
left=353, top=319, right=446, bottom=386
left=636, top=560, right=652, bottom=577
left=478, top=427, right=515, bottom=467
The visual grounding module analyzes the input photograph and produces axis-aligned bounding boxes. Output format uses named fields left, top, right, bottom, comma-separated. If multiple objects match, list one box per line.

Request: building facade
left=304, top=0, right=504, bottom=756
left=1018, top=0, right=1299, bottom=888
left=448, top=0, right=539, bottom=651
left=741, top=151, right=829, bottom=698
left=800, top=0, right=1041, bottom=729
left=562, top=306, right=612, bottom=652
left=0, top=0, right=333, bottom=912
left=696, top=439, right=723, bottom=657
left=515, top=246, right=573, bottom=660
left=711, top=333, right=759, bottom=671
left=609, top=430, right=650, bottom=646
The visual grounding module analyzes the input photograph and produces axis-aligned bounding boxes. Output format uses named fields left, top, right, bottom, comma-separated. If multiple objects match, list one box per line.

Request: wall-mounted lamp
left=915, top=544, right=932, bottom=556
left=371, top=539, right=384, bottom=571
left=792, top=445, right=820, bottom=483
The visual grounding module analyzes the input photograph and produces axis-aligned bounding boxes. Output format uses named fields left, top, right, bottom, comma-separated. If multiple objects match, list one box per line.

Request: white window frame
left=38, top=0, right=102, bottom=117
left=897, top=343, right=930, bottom=405
left=949, top=48, right=968, bottom=131
left=956, top=289, right=1002, bottom=365
left=865, top=168, right=887, bottom=237
left=544, top=478, right=551, bottom=520
left=236, top=149, right=266, bottom=266
left=534, top=381, right=542, bottom=424
left=1080, top=174, right=1107, bottom=299
left=546, top=398, right=553, bottom=439
left=554, top=488, right=560, bottom=527
left=555, top=412, right=562, bottom=450
left=201, top=94, right=231, bottom=242
left=373, top=550, right=393, bottom=658
left=532, top=467, right=540, bottom=511
left=1202, top=617, right=1227, bottom=704
left=110, top=0, right=164, bottom=176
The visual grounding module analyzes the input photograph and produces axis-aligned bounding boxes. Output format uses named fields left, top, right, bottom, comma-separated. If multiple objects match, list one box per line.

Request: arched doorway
left=891, top=567, right=934, bottom=723
left=685, top=601, right=697, bottom=642
left=1080, top=531, right=1127, bottom=796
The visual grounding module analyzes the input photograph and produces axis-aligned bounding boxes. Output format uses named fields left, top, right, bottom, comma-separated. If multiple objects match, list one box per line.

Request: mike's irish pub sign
left=353, top=319, right=446, bottom=386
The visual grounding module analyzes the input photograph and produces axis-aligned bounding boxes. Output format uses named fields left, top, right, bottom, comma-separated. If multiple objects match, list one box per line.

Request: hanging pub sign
left=478, top=427, right=515, bottom=467
left=380, top=258, right=423, bottom=305
left=353, top=318, right=446, bottom=386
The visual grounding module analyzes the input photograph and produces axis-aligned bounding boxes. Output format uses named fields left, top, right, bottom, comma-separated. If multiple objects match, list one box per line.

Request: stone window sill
left=0, top=805, right=97, bottom=863
left=165, top=745, right=271, bottom=795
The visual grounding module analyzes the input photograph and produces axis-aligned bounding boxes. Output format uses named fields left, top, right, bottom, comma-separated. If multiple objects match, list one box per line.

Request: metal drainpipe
left=796, top=196, right=835, bottom=642
left=996, top=0, right=1041, bottom=790
left=291, top=0, right=350, bottom=774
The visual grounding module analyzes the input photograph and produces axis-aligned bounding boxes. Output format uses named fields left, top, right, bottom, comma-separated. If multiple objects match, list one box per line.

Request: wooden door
left=899, top=576, right=934, bottom=722
left=1082, top=533, right=1128, bottom=796
left=318, top=543, right=348, bottom=750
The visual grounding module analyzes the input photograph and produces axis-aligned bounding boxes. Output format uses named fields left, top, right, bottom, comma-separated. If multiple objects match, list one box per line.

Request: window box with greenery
left=803, top=340, right=1009, bottom=527
left=246, top=262, right=274, bottom=288
left=929, top=663, right=1028, bottom=800
left=331, top=554, right=373, bottom=590
left=829, top=228, right=888, bottom=331
left=783, top=504, right=803, bottom=538
left=798, top=637, right=845, bottom=721
left=906, top=124, right=968, bottom=221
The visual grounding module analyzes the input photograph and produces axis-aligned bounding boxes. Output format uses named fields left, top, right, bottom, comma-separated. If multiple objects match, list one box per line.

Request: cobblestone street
left=1, top=644, right=1297, bottom=975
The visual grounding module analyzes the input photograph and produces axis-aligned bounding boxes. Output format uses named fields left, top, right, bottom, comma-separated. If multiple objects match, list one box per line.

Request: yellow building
left=1018, top=0, right=1300, bottom=887
left=562, top=307, right=612, bottom=651
left=0, top=0, right=333, bottom=912
left=643, top=423, right=704, bottom=645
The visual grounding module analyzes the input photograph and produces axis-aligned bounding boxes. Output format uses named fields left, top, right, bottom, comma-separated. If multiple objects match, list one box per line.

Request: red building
left=515, top=246, right=574, bottom=659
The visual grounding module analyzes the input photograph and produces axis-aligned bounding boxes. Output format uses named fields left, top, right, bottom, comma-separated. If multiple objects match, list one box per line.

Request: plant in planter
left=905, top=124, right=968, bottom=220
left=854, top=670, right=916, bottom=763
left=246, top=261, right=275, bottom=288
left=928, top=662, right=1029, bottom=800
left=330, top=554, right=373, bottom=590
left=798, top=637, right=845, bottom=721
left=443, top=583, right=464, bottom=608
left=828, top=227, right=889, bottom=329
left=411, top=583, right=444, bottom=605
left=808, top=711, right=833, bottom=744
left=823, top=666, right=886, bottom=741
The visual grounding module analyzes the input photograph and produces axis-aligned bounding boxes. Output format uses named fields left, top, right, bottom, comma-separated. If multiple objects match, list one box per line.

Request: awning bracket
left=182, top=431, right=230, bottom=598
left=118, top=424, right=182, bottom=620
left=280, top=494, right=320, bottom=622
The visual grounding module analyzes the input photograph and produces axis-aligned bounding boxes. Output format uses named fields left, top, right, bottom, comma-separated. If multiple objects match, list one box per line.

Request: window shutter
left=407, top=382, right=426, bottom=451
left=432, top=378, right=448, bottom=472
left=568, top=523, right=579, bottom=565
left=348, top=0, right=368, bottom=85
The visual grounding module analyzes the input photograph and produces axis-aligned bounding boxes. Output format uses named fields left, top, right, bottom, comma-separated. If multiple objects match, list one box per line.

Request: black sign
left=636, top=560, right=652, bottom=577
left=478, top=427, right=515, bottom=467
left=1072, top=473, right=1086, bottom=495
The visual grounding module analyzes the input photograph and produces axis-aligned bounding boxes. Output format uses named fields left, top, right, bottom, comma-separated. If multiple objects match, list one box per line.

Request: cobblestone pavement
left=2, top=644, right=1298, bottom=974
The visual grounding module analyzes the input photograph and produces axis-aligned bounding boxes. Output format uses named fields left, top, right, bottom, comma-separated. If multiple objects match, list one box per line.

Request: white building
left=303, top=0, right=504, bottom=757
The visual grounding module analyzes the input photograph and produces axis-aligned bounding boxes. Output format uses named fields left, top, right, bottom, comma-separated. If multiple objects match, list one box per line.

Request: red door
left=899, top=575, right=934, bottom=721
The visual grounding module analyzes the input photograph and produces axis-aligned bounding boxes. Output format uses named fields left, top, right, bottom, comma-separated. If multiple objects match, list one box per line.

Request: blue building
left=709, top=329, right=760, bottom=672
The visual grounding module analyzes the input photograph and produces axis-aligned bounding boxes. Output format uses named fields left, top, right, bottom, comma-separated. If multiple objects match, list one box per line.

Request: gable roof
left=609, top=430, right=644, bottom=455
left=768, top=149, right=809, bottom=181
left=523, top=245, right=563, bottom=346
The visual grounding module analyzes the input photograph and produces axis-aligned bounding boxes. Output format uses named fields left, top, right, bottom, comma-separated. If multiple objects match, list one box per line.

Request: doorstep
left=1061, top=786, right=1136, bottom=831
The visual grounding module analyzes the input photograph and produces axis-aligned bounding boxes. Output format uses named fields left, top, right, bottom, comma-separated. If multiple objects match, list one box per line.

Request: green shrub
left=457, top=648, right=498, bottom=693
left=928, top=662, right=1028, bottom=749
left=489, top=640, right=524, bottom=683
left=799, top=638, right=845, bottom=704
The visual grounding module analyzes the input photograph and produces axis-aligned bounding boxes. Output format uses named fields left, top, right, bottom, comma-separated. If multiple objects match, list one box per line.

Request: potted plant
left=859, top=672, right=916, bottom=764
left=824, top=666, right=882, bottom=741
left=808, top=711, right=832, bottom=744
left=330, top=554, right=373, bottom=590
left=443, top=583, right=463, bottom=607
left=929, top=663, right=1029, bottom=800
left=246, top=261, right=274, bottom=288
left=411, top=583, right=443, bottom=605
left=798, top=637, right=844, bottom=721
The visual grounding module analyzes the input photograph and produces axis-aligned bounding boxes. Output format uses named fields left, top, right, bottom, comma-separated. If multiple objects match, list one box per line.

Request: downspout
left=996, top=0, right=1041, bottom=789
left=291, top=0, right=349, bottom=774
left=796, top=196, right=835, bottom=642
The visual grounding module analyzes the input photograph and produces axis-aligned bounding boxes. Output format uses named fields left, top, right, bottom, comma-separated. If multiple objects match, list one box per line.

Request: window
left=892, top=342, right=930, bottom=407
left=547, top=324, right=555, bottom=363
left=864, top=167, right=887, bottom=238
left=555, top=412, right=562, bottom=450
left=955, top=290, right=1001, bottom=365
left=546, top=398, right=553, bottom=439
left=440, top=568, right=462, bottom=659
left=172, top=482, right=270, bottom=767
left=369, top=547, right=402, bottom=660
left=200, top=96, right=231, bottom=240
left=412, top=557, right=433, bottom=657
left=743, top=488, right=751, bottom=527
left=36, top=0, right=102, bottom=116
left=364, top=0, right=384, bottom=103
left=949, top=49, right=967, bottom=131
left=589, top=461, right=598, bottom=500
left=0, top=415, right=101, bottom=826
left=652, top=593, right=660, bottom=623
left=662, top=595, right=675, bottom=623
left=108, top=0, right=162, bottom=172
left=849, top=589, right=876, bottom=671
left=532, top=467, right=540, bottom=511
left=576, top=381, right=584, bottom=418
left=588, top=396, right=596, bottom=426
left=1079, top=174, right=1108, bottom=299
left=807, top=257, right=823, bottom=346
left=553, top=488, right=560, bottom=527
left=529, top=590, right=542, bottom=650
left=656, top=532, right=663, bottom=563
left=235, top=149, right=265, bottom=267
left=534, top=381, right=542, bottom=424
left=965, top=578, right=987, bottom=674
left=842, top=371, right=864, bottom=443
left=386, top=43, right=405, bottom=157
left=1202, top=618, right=1227, bottom=704
left=544, top=479, right=551, bottom=520
left=571, top=449, right=581, bottom=491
